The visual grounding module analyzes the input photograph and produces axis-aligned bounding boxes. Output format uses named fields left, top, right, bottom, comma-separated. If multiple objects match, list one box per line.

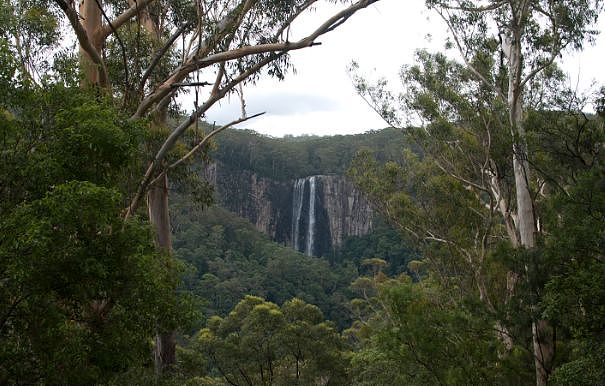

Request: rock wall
left=205, top=163, right=373, bottom=256
left=320, top=174, right=373, bottom=246
left=205, top=163, right=293, bottom=244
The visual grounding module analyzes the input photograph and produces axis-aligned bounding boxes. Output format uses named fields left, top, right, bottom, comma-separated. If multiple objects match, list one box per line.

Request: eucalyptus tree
left=424, top=2, right=601, bottom=384
left=195, top=296, right=349, bottom=385
left=50, top=0, right=381, bottom=213
left=351, top=1, right=602, bottom=384
left=43, top=0, right=381, bottom=369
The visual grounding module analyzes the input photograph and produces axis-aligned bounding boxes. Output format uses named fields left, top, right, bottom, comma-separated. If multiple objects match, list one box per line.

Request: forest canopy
left=1, top=0, right=604, bottom=385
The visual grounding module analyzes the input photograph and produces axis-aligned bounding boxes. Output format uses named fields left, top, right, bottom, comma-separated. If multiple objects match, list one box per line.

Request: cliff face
left=319, top=175, right=373, bottom=247
left=205, top=163, right=293, bottom=244
left=205, top=163, right=373, bottom=256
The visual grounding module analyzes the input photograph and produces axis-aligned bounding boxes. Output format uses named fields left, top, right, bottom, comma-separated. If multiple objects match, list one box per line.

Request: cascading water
left=291, top=176, right=331, bottom=256
left=291, top=178, right=305, bottom=252
left=305, top=176, right=317, bottom=256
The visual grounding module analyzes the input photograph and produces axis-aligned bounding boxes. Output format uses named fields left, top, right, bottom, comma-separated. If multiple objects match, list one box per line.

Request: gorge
left=198, top=128, right=406, bottom=257
left=205, top=163, right=373, bottom=257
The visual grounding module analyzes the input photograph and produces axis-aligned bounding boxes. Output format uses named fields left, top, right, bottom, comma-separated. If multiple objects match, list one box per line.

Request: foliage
left=0, top=84, right=199, bottom=384
left=192, top=295, right=350, bottom=386
left=211, top=127, right=406, bottom=181
left=347, top=1, right=605, bottom=382
left=347, top=87, right=605, bottom=385
left=335, top=217, right=417, bottom=277
left=0, top=85, right=146, bottom=215
left=541, top=166, right=605, bottom=385
left=172, top=203, right=357, bottom=329
left=0, top=181, right=197, bottom=385
left=0, top=0, right=394, bottom=382
left=348, top=274, right=531, bottom=385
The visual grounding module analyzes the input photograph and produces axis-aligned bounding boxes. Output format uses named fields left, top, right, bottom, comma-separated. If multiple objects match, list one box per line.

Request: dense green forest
left=171, top=196, right=416, bottom=329
left=2, top=0, right=605, bottom=385
left=210, top=128, right=406, bottom=180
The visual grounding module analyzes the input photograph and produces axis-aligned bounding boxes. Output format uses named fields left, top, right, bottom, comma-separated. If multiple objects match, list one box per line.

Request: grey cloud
left=246, top=92, right=340, bottom=116
left=205, top=91, right=340, bottom=124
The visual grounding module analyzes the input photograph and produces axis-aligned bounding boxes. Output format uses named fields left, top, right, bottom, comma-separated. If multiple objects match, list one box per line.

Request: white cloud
left=185, top=0, right=605, bottom=137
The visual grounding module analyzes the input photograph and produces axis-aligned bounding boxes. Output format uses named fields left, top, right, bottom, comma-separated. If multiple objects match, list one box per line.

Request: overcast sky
left=200, top=0, right=605, bottom=138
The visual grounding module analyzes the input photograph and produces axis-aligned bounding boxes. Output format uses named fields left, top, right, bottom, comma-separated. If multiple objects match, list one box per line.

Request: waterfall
left=291, top=176, right=327, bottom=256
left=291, top=178, right=305, bottom=252
left=306, top=176, right=317, bottom=256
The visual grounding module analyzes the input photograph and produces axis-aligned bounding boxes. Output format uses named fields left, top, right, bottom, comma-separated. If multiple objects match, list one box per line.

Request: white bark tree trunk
left=506, top=22, right=553, bottom=385
left=79, top=0, right=103, bottom=86
left=147, top=174, right=176, bottom=370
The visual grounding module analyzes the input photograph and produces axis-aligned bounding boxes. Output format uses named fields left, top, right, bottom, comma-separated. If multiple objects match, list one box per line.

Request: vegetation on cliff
left=211, top=127, right=406, bottom=180
left=1, top=0, right=604, bottom=384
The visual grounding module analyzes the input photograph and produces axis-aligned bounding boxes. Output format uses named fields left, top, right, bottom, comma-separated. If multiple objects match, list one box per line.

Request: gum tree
left=351, top=1, right=602, bottom=384
left=424, top=2, right=601, bottom=384
left=44, top=0, right=382, bottom=370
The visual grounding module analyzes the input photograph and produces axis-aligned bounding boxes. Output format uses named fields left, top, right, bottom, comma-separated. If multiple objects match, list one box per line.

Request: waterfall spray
left=306, top=176, right=317, bottom=256
left=291, top=178, right=305, bottom=252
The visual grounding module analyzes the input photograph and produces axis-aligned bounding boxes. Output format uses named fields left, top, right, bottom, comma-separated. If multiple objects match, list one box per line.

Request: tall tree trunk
left=507, top=31, right=554, bottom=386
left=129, top=0, right=178, bottom=372
left=128, top=0, right=160, bottom=40
left=79, top=0, right=103, bottom=86
left=512, top=118, right=554, bottom=386
left=147, top=174, right=177, bottom=370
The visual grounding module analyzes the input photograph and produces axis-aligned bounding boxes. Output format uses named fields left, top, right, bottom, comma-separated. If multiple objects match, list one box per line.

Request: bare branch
left=170, top=81, right=212, bottom=88
left=132, top=0, right=379, bottom=119
left=149, top=112, right=266, bottom=187
left=132, top=1, right=255, bottom=118
left=211, top=63, right=226, bottom=97
left=125, top=52, right=285, bottom=217
left=139, top=23, right=193, bottom=95
left=275, top=0, right=317, bottom=38
left=191, top=40, right=321, bottom=68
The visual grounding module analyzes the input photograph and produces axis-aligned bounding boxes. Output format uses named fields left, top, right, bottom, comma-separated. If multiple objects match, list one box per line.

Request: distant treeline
left=210, top=127, right=407, bottom=180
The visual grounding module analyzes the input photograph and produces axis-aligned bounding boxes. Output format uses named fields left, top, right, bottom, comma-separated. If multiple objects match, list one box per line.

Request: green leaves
left=0, top=86, right=146, bottom=216
left=0, top=181, right=191, bottom=384
left=349, top=275, right=531, bottom=385
left=194, top=295, right=349, bottom=386
left=0, top=80, right=196, bottom=384
left=171, top=203, right=357, bottom=328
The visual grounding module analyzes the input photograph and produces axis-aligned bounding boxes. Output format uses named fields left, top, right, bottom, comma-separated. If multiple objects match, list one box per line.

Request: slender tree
left=50, top=0, right=380, bottom=371
left=423, top=2, right=601, bottom=383
left=351, top=1, right=602, bottom=384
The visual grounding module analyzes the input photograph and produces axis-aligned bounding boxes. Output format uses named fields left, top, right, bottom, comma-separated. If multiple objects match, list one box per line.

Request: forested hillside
left=2, top=0, right=604, bottom=385
left=211, top=127, right=406, bottom=180
left=199, top=128, right=404, bottom=257
left=171, top=193, right=416, bottom=328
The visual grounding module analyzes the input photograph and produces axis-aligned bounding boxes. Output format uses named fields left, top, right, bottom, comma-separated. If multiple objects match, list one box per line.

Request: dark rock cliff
left=204, top=162, right=373, bottom=256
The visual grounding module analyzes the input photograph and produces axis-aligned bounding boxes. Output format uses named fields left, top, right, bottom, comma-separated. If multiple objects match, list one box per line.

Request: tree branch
left=139, top=22, right=193, bottom=95
left=520, top=2, right=562, bottom=88
left=435, top=8, right=507, bottom=101
left=94, top=0, right=129, bottom=91
left=131, top=0, right=379, bottom=119
left=170, top=81, right=212, bottom=88
left=125, top=52, right=284, bottom=218
left=132, top=1, right=255, bottom=118
left=148, top=112, right=265, bottom=187
left=432, top=0, right=507, bottom=13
